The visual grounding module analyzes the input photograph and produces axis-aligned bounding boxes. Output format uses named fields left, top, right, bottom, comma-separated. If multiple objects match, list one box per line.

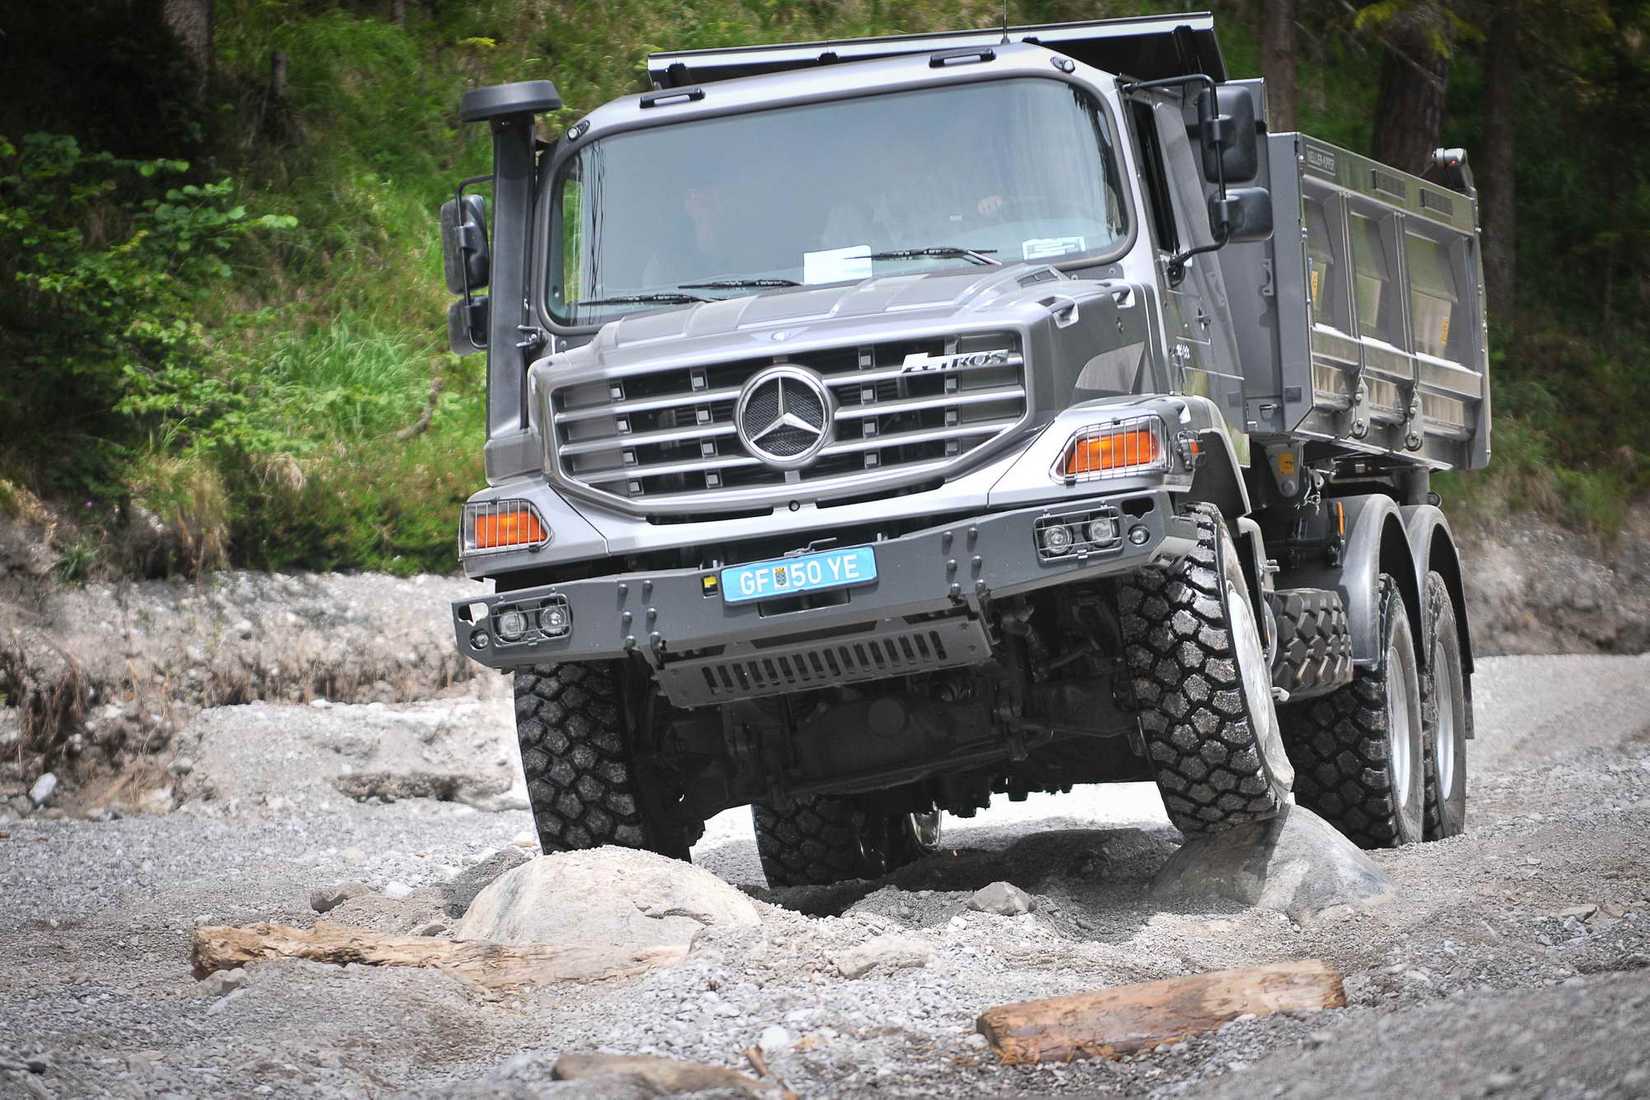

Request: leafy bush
left=0, top=133, right=294, bottom=496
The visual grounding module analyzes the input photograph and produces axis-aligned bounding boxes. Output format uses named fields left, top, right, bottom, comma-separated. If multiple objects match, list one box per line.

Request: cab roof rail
left=646, top=12, right=1225, bottom=89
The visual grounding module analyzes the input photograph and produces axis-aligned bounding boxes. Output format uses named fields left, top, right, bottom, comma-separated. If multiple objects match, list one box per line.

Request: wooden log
left=190, top=922, right=687, bottom=991
left=976, top=960, right=1345, bottom=1064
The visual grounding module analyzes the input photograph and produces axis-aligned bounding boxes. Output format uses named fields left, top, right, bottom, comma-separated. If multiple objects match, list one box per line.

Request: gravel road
left=2, top=654, right=1648, bottom=1098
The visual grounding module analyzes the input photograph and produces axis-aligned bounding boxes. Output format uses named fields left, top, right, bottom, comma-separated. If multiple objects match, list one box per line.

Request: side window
left=1130, top=100, right=1179, bottom=255
left=554, top=156, right=585, bottom=309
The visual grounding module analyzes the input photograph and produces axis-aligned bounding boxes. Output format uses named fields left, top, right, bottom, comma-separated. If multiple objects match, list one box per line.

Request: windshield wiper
left=678, top=278, right=801, bottom=289
left=571, top=292, right=713, bottom=307
left=867, top=246, right=1001, bottom=266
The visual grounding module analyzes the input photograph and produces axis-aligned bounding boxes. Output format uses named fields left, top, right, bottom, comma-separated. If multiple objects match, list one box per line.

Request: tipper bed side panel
left=1229, top=134, right=1490, bottom=471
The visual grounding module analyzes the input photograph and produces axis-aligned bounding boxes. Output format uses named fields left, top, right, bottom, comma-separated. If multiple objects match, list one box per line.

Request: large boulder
left=455, top=847, right=761, bottom=951
left=1149, top=804, right=1392, bottom=922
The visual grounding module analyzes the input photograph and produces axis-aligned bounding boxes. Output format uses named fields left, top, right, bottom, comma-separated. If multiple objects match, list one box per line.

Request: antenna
left=1000, top=1, right=1010, bottom=43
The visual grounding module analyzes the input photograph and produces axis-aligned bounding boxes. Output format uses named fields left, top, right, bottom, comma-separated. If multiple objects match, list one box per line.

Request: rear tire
left=753, top=794, right=941, bottom=887
left=1422, top=572, right=1468, bottom=839
left=1119, top=503, right=1294, bottom=835
left=1281, top=576, right=1426, bottom=848
left=514, top=661, right=695, bottom=860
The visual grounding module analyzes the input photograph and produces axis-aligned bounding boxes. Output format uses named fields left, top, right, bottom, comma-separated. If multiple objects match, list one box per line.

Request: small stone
left=309, top=698, right=332, bottom=709
left=309, top=881, right=371, bottom=914
left=1555, top=904, right=1597, bottom=921
left=758, top=1025, right=792, bottom=1055
left=969, top=881, right=1035, bottom=916
left=832, top=934, right=933, bottom=979
left=199, top=969, right=248, bottom=998
left=341, top=847, right=366, bottom=866
left=28, top=773, right=57, bottom=807
left=511, top=831, right=538, bottom=849
left=383, top=881, right=413, bottom=900
left=169, top=757, right=195, bottom=777
left=413, top=921, right=448, bottom=937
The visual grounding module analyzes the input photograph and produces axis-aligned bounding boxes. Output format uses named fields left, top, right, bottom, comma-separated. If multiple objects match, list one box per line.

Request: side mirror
left=1209, top=186, right=1274, bottom=245
left=1196, top=85, right=1260, bottom=185
left=447, top=295, right=489, bottom=356
left=441, top=194, right=490, bottom=294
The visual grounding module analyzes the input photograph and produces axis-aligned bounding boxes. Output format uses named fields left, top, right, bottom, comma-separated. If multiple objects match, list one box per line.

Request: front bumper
left=452, top=489, right=1197, bottom=684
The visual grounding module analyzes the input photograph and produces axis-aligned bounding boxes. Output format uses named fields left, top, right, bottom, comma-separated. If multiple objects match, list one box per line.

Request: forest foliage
left=0, top=0, right=1647, bottom=577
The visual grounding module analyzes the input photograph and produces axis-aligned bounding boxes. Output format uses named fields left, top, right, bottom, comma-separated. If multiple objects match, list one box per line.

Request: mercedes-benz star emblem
left=735, top=365, right=834, bottom=470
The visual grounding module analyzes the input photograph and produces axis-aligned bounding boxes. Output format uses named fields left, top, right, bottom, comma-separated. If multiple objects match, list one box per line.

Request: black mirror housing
left=1209, top=186, right=1274, bottom=244
left=441, top=194, right=490, bottom=294
left=1197, top=85, right=1260, bottom=185
left=447, top=295, right=489, bottom=355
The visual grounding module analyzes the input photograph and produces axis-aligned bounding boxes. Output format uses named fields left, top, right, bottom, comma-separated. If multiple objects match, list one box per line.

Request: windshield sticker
left=803, top=245, right=873, bottom=285
left=1022, top=236, right=1087, bottom=261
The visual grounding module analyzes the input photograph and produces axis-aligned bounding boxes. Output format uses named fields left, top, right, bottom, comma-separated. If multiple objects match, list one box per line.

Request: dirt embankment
left=1456, top=507, right=1650, bottom=656
left=2, top=502, right=1646, bottom=807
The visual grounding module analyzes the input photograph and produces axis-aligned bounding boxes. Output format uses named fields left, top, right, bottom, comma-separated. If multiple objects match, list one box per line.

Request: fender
left=1175, top=394, right=1252, bottom=521
left=1283, top=494, right=1422, bottom=672
left=1401, top=504, right=1474, bottom=677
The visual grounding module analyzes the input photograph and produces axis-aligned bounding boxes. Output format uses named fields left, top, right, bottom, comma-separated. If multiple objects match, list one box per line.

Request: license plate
left=721, top=546, right=877, bottom=605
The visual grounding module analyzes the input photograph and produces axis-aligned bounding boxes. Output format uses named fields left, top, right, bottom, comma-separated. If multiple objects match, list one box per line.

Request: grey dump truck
left=440, top=12, right=1487, bottom=884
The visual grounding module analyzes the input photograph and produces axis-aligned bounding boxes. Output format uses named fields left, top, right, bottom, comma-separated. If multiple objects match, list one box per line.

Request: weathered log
left=976, top=959, right=1345, bottom=1064
left=552, top=1053, right=781, bottom=1097
left=190, top=922, right=686, bottom=990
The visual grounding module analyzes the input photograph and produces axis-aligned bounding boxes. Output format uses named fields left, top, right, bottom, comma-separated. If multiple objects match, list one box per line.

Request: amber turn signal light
left=472, top=510, right=546, bottom=549
left=462, top=499, right=551, bottom=555
left=1063, top=427, right=1163, bottom=476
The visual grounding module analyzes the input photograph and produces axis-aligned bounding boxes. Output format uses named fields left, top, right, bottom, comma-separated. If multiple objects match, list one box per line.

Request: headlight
left=1051, top=415, right=1168, bottom=482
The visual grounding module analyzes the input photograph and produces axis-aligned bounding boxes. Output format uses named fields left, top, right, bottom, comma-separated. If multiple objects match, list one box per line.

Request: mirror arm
left=1121, top=74, right=1229, bottom=287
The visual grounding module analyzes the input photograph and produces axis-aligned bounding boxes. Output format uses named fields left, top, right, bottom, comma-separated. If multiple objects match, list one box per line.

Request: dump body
left=1220, top=133, right=1490, bottom=470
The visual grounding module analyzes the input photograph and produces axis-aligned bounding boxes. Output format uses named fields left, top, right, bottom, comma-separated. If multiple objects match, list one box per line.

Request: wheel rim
left=1387, top=642, right=1415, bottom=796
left=1224, top=557, right=1295, bottom=791
left=1432, top=639, right=1457, bottom=797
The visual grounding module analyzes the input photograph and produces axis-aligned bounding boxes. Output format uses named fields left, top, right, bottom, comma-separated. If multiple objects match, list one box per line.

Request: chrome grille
left=545, top=334, right=1027, bottom=512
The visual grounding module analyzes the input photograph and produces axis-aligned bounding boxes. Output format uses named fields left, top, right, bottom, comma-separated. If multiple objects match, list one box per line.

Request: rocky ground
left=1, top=652, right=1647, bottom=1098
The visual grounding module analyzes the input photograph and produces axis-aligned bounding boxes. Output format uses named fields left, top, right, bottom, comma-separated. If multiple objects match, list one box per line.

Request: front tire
left=1119, top=504, right=1294, bottom=835
left=753, top=794, right=941, bottom=887
left=1281, top=576, right=1426, bottom=848
left=514, top=661, right=696, bottom=860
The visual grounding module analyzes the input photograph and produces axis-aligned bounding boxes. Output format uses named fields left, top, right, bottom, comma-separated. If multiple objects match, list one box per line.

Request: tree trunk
left=1480, top=2, right=1519, bottom=328
left=1262, top=0, right=1299, bottom=132
left=1370, top=5, right=1452, bottom=175
left=392, top=0, right=407, bottom=25
left=162, top=0, right=214, bottom=86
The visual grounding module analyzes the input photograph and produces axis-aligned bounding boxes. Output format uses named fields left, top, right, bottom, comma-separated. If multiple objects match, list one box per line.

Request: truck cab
left=443, top=13, right=1486, bottom=883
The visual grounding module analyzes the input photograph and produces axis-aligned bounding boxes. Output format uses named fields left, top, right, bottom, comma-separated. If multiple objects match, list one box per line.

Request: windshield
left=548, top=77, right=1131, bottom=325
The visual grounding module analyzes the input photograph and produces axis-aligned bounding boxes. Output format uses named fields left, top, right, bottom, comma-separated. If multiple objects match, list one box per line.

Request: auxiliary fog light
left=495, top=608, right=528, bottom=642
left=1127, top=525, right=1151, bottom=547
left=1040, top=523, right=1076, bottom=557
left=539, top=605, right=570, bottom=637
left=1086, top=515, right=1120, bottom=547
